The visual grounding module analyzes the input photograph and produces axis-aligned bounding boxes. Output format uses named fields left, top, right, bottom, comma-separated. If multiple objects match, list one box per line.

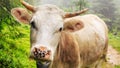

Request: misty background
left=0, top=0, right=120, bottom=68
left=25, top=0, right=120, bottom=33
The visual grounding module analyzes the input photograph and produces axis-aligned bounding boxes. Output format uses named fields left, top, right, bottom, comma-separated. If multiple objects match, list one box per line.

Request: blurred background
left=0, top=0, right=120, bottom=68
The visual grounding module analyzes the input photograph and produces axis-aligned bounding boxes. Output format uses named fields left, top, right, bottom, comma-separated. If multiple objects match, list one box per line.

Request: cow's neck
left=50, top=31, right=80, bottom=68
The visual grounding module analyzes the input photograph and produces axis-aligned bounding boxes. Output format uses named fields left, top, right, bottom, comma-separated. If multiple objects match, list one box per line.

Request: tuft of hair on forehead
left=36, top=4, right=65, bottom=16
left=54, top=31, right=80, bottom=67
left=38, top=4, right=60, bottom=10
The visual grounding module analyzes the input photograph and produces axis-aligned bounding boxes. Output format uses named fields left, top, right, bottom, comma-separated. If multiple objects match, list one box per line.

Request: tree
left=73, top=0, right=88, bottom=11
left=90, top=0, right=116, bottom=31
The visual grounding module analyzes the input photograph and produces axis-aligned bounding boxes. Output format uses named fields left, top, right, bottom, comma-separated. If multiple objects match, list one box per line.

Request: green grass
left=0, top=22, right=36, bottom=68
left=109, top=32, right=120, bottom=52
left=115, top=65, right=120, bottom=68
left=109, top=32, right=120, bottom=68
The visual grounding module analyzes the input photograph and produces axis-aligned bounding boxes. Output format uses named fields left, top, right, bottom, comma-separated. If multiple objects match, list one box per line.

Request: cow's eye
left=59, top=27, right=63, bottom=32
left=31, top=21, right=36, bottom=29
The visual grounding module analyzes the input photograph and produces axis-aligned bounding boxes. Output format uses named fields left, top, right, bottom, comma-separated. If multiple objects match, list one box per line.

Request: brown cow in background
left=11, top=0, right=108, bottom=68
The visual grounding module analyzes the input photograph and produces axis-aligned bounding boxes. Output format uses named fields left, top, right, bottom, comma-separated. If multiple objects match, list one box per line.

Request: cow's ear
left=11, top=8, right=31, bottom=24
left=63, top=18, right=84, bottom=32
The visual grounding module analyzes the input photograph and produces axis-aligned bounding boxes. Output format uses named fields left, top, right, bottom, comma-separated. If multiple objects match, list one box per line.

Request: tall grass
left=109, top=32, right=120, bottom=52
left=109, top=32, right=120, bottom=68
left=0, top=17, right=36, bottom=68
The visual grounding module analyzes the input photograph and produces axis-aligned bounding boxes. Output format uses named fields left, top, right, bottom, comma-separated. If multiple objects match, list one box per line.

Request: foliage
left=108, top=32, right=120, bottom=68
left=109, top=32, right=120, bottom=52
left=73, top=0, right=88, bottom=11
left=0, top=13, right=36, bottom=68
left=115, top=65, right=120, bottom=68
left=67, top=0, right=88, bottom=12
left=0, top=0, right=36, bottom=68
left=88, top=0, right=120, bottom=33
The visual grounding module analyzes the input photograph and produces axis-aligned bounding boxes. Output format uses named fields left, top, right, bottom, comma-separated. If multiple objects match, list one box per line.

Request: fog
left=26, top=0, right=75, bottom=10
left=26, top=0, right=90, bottom=12
left=25, top=0, right=120, bottom=31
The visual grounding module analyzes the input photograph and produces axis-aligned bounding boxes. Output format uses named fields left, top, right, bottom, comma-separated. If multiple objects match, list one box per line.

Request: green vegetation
left=109, top=32, right=120, bottom=67
left=109, top=32, right=120, bottom=52
left=0, top=0, right=36, bottom=68
left=115, top=65, right=120, bottom=68
left=0, top=17, right=36, bottom=68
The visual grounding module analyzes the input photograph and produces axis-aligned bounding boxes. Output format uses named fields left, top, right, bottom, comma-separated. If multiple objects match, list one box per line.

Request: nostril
left=41, top=53, right=45, bottom=57
left=39, top=53, right=42, bottom=56
left=31, top=46, right=51, bottom=60
left=42, top=54, right=45, bottom=57
left=42, top=52, right=45, bottom=55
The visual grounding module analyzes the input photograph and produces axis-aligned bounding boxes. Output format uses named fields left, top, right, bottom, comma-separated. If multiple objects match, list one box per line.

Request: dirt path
left=107, top=46, right=120, bottom=65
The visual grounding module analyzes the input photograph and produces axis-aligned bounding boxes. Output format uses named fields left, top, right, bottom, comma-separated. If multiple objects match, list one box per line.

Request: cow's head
left=11, top=0, right=87, bottom=61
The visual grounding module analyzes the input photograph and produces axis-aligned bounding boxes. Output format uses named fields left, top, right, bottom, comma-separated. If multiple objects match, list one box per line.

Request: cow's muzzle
left=30, top=46, right=51, bottom=61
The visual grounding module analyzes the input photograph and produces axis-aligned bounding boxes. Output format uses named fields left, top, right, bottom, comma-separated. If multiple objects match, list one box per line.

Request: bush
left=0, top=16, right=36, bottom=68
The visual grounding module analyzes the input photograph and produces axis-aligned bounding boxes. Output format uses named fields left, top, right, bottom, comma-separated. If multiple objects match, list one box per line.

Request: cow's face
left=11, top=0, right=86, bottom=61
left=30, top=5, right=64, bottom=60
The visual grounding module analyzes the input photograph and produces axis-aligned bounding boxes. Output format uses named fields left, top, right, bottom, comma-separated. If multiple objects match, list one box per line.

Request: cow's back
left=64, top=14, right=108, bottom=67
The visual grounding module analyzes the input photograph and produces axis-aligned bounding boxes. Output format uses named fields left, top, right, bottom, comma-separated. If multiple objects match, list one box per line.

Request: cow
left=11, top=0, right=108, bottom=68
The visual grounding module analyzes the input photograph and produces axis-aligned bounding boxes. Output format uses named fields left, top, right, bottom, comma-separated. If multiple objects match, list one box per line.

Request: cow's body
left=49, top=14, right=108, bottom=68
left=11, top=0, right=108, bottom=68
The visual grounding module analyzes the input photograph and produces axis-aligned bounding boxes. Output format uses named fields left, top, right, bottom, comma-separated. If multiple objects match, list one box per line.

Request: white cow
left=11, top=0, right=108, bottom=68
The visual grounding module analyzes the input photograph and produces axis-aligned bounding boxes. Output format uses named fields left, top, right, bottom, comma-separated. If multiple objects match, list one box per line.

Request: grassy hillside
left=109, top=32, right=120, bottom=68
left=0, top=17, right=36, bottom=68
left=109, top=32, right=120, bottom=52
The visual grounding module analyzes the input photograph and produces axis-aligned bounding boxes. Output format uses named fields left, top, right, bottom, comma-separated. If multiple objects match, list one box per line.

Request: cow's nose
left=32, top=46, right=51, bottom=60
